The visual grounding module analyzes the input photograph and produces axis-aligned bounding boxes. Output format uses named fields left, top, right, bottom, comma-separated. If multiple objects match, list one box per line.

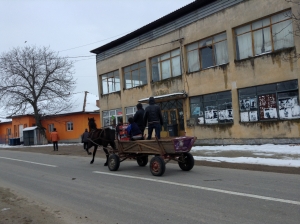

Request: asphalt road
left=0, top=150, right=299, bottom=224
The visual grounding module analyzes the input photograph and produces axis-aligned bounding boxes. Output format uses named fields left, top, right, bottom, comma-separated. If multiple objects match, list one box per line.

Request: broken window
left=186, top=32, right=228, bottom=73
left=101, top=70, right=120, bottom=94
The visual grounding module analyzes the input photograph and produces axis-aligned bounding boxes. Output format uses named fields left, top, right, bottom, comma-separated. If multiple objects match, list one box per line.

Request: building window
left=48, top=124, right=54, bottom=132
left=101, top=70, right=120, bottom=94
left=239, top=80, right=299, bottom=122
left=235, top=10, right=294, bottom=60
left=151, top=49, right=181, bottom=82
left=66, top=122, right=73, bottom=131
left=124, top=61, right=147, bottom=89
left=102, top=108, right=123, bottom=128
left=190, top=91, right=233, bottom=125
left=125, top=106, right=136, bottom=122
left=186, top=32, right=228, bottom=72
left=125, top=104, right=149, bottom=123
left=7, top=128, right=11, bottom=135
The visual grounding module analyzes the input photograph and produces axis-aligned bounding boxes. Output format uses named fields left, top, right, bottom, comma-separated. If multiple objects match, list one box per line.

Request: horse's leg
left=110, top=140, right=117, bottom=151
left=103, top=147, right=109, bottom=166
left=86, top=147, right=92, bottom=155
left=90, top=145, right=98, bottom=164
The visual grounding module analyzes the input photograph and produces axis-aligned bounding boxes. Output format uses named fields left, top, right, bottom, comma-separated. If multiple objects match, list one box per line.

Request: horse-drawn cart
left=107, top=136, right=197, bottom=176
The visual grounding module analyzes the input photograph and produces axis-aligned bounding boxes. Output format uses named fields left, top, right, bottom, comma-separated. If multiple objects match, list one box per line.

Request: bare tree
left=0, top=46, right=76, bottom=134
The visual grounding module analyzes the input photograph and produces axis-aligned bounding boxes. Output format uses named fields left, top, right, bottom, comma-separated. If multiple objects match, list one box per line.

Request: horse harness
left=87, top=128, right=110, bottom=147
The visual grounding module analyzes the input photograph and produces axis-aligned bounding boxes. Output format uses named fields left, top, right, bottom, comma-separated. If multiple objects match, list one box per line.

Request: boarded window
left=190, top=91, right=233, bottom=125
left=238, top=80, right=299, bottom=122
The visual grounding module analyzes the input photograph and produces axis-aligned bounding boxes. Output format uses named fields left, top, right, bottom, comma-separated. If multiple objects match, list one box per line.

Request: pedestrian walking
left=143, top=97, right=163, bottom=140
left=81, top=128, right=89, bottom=151
left=50, top=128, right=59, bottom=151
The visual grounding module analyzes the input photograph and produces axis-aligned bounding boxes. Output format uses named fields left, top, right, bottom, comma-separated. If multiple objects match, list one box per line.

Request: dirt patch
left=0, top=187, right=66, bottom=224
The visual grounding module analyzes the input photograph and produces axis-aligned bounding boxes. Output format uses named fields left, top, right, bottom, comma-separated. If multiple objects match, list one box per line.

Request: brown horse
left=86, top=118, right=116, bottom=166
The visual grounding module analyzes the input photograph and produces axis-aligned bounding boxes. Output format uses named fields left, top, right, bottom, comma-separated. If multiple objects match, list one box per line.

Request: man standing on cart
left=134, top=103, right=145, bottom=137
left=143, top=96, right=163, bottom=140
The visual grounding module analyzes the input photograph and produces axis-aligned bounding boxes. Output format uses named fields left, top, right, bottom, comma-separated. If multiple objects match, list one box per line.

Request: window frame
left=186, top=32, right=229, bottom=73
left=151, top=48, right=181, bottom=82
left=66, top=122, right=73, bottom=131
left=125, top=106, right=136, bottom=123
left=102, top=108, right=123, bottom=128
left=238, top=80, right=299, bottom=122
left=101, top=70, right=120, bottom=95
left=123, top=61, right=147, bottom=89
left=48, top=124, right=54, bottom=132
left=235, top=10, right=294, bottom=60
left=190, top=91, right=233, bottom=125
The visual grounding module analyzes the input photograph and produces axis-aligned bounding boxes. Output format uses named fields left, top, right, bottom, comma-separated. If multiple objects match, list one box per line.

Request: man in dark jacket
left=143, top=97, right=163, bottom=139
left=81, top=129, right=89, bottom=151
left=133, top=103, right=145, bottom=137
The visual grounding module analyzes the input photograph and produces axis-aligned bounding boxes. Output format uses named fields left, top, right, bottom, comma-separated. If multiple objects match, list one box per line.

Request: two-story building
left=91, top=0, right=300, bottom=145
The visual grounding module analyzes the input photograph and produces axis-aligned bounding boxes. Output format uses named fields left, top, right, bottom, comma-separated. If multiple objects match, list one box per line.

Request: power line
left=58, top=30, right=136, bottom=52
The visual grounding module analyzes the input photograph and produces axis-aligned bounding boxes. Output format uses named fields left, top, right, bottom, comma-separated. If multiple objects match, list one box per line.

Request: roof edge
left=90, top=0, right=216, bottom=54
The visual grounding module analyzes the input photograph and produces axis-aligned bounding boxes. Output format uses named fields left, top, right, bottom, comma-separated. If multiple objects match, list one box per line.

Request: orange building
left=0, top=118, right=12, bottom=144
left=0, top=91, right=100, bottom=144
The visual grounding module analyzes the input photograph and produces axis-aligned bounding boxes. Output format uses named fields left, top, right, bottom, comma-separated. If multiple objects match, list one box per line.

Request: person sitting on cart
left=127, top=117, right=143, bottom=140
left=116, top=120, right=123, bottom=140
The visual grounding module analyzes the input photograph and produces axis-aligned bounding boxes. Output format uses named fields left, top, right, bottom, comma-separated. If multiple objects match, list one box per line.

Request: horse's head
left=88, top=117, right=97, bottom=131
left=88, top=117, right=95, bottom=124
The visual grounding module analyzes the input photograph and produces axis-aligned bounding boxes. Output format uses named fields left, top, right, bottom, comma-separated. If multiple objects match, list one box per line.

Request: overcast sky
left=0, top=0, right=194, bottom=98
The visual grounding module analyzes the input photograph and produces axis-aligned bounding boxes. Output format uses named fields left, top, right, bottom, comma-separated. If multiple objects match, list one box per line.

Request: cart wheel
left=137, top=155, right=148, bottom=166
left=108, top=154, right=120, bottom=171
left=150, top=156, right=165, bottom=176
left=178, top=152, right=194, bottom=171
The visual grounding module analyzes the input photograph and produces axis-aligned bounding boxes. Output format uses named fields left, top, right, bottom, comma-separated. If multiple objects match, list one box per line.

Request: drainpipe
left=178, top=38, right=190, bottom=135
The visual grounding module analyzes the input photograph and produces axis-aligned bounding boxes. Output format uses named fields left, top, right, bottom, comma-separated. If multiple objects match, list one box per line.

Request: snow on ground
left=191, top=144, right=300, bottom=167
left=1, top=143, right=300, bottom=167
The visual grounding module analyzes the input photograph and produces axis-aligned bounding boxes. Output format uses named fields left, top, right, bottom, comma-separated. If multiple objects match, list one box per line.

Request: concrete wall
left=95, top=0, right=300, bottom=144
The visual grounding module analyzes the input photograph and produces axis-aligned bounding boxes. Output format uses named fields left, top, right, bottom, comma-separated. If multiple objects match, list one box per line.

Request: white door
left=19, top=125, right=23, bottom=142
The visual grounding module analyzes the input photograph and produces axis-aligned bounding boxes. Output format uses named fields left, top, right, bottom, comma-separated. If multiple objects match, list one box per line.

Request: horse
left=86, top=118, right=116, bottom=166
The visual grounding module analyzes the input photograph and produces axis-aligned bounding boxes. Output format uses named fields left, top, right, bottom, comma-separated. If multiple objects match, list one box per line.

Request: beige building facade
left=91, top=0, right=300, bottom=144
